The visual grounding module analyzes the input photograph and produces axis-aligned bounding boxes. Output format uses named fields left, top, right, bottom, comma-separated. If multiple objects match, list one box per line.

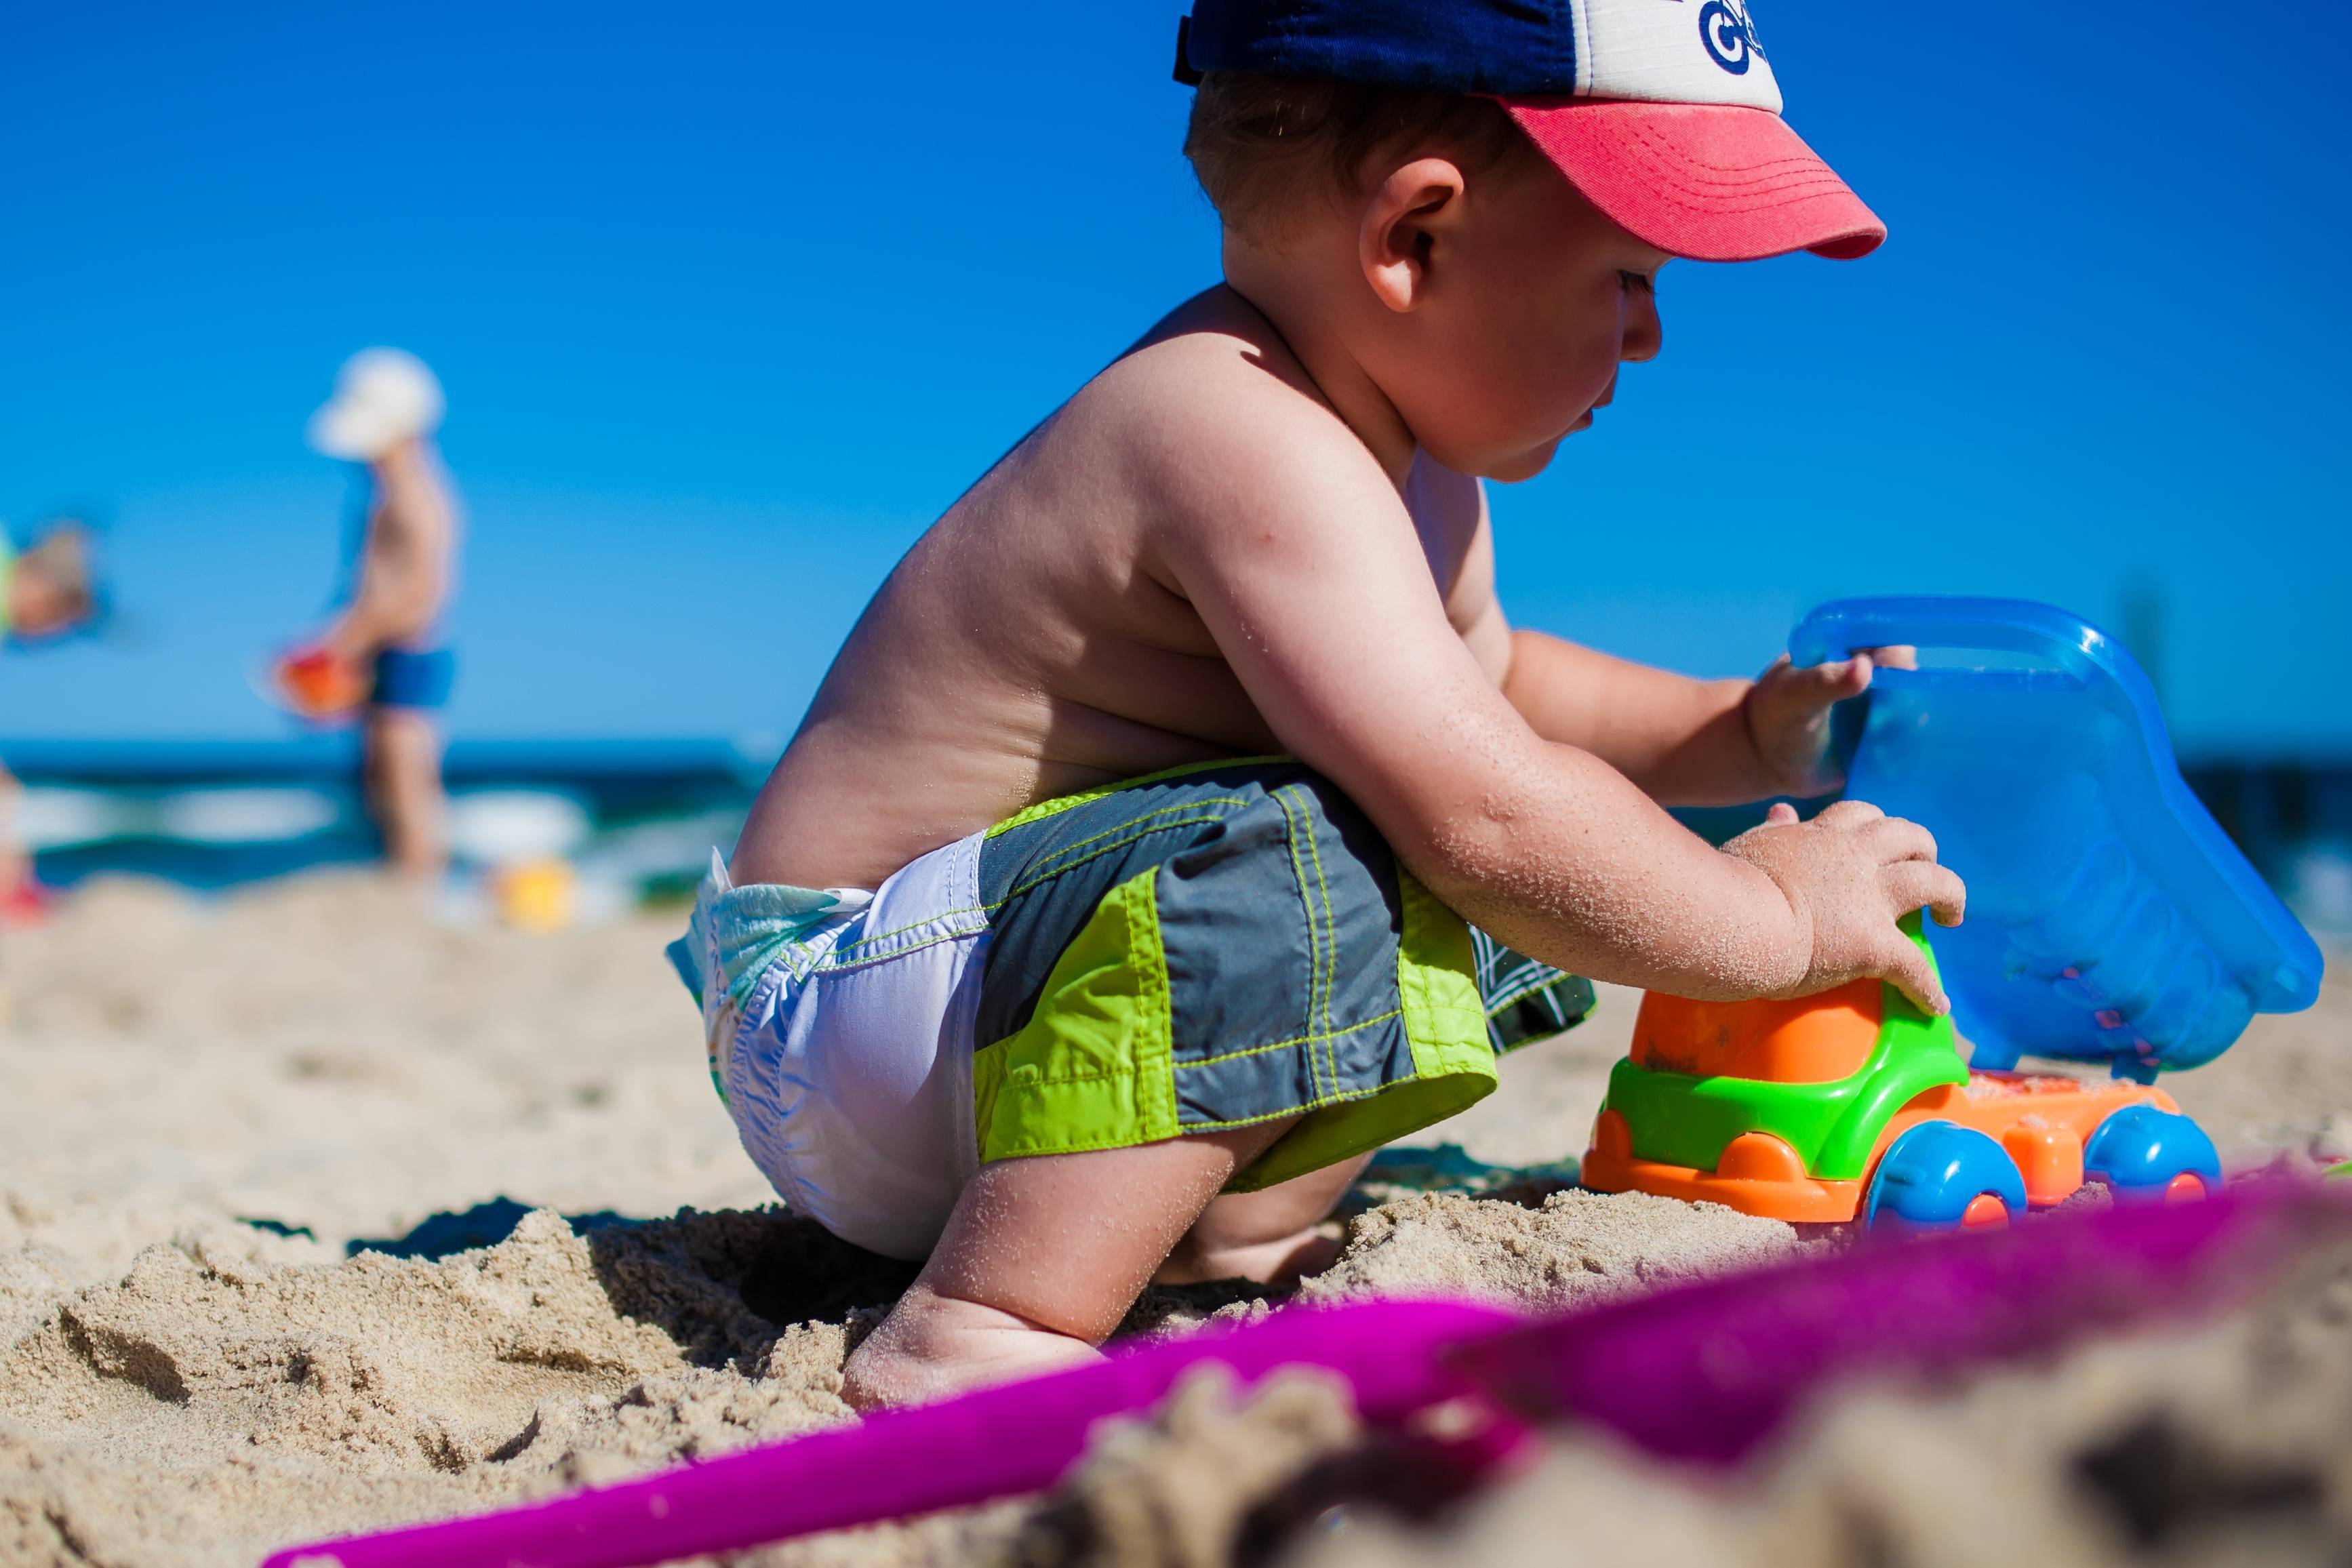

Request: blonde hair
left=1182, top=71, right=1536, bottom=244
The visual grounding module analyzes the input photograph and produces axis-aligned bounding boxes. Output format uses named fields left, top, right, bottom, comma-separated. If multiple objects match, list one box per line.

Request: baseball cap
left=1176, top=0, right=1883, bottom=262
left=307, top=348, right=445, bottom=462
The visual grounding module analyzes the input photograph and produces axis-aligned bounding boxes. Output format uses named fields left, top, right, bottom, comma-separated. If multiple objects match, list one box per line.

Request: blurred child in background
left=1, top=519, right=104, bottom=982
left=279, top=349, right=461, bottom=883
left=3, top=523, right=99, bottom=650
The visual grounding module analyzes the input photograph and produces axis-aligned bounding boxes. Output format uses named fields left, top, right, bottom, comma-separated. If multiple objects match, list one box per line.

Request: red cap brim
left=1503, top=100, right=1885, bottom=262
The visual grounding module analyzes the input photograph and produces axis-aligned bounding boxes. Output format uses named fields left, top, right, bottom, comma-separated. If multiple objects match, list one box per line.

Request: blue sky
left=3, top=1, right=2346, bottom=757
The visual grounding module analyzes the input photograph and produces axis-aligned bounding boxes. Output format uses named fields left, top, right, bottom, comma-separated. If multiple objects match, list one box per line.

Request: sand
left=1300, top=1230, right=2352, bottom=1568
left=0, top=872, right=2345, bottom=1567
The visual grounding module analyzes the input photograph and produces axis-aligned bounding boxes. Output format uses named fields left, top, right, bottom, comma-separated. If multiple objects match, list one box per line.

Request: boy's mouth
left=1569, top=378, right=1618, bottom=434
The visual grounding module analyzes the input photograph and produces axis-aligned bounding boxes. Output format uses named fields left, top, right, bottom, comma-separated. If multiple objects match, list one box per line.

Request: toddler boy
left=676, top=0, right=1963, bottom=1409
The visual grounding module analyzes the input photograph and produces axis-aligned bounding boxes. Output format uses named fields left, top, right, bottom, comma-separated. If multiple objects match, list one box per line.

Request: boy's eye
left=1619, top=270, right=1655, bottom=296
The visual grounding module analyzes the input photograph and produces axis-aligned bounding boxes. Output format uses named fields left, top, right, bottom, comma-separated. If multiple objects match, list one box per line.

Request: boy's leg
left=844, top=762, right=1589, bottom=1409
left=1156, top=1151, right=1375, bottom=1286
left=363, top=706, right=449, bottom=882
left=843, top=1119, right=1298, bottom=1412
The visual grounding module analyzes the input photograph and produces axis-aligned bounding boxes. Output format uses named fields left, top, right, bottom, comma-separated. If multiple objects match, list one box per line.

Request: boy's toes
left=839, top=1340, right=927, bottom=1413
left=842, top=1288, right=1104, bottom=1412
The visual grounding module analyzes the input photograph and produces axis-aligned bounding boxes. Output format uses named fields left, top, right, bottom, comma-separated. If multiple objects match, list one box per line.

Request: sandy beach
left=2, top=872, right=2346, bottom=1566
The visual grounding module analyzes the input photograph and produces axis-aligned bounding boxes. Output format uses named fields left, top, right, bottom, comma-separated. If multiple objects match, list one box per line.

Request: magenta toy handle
left=260, top=1299, right=1517, bottom=1568
left=1451, top=1179, right=2352, bottom=1464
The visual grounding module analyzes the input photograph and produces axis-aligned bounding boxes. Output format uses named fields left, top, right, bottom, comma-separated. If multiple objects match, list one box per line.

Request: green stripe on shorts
left=970, top=866, right=1180, bottom=1161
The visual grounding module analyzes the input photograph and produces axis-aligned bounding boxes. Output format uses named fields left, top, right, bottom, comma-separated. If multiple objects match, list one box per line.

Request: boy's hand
left=1743, top=646, right=1915, bottom=799
left=1722, top=799, right=1966, bottom=1014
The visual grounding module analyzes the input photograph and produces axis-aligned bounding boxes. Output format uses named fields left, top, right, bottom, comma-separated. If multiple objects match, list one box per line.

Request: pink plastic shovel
left=262, top=1298, right=1517, bottom=1568
left=264, top=1181, right=2352, bottom=1568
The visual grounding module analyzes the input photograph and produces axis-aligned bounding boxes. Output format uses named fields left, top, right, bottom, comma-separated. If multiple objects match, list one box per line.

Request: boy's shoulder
left=1059, top=288, right=1424, bottom=554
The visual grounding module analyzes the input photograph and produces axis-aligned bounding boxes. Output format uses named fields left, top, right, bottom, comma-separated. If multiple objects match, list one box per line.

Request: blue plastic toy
left=1862, top=1122, right=2027, bottom=1231
left=1790, top=596, right=2324, bottom=1081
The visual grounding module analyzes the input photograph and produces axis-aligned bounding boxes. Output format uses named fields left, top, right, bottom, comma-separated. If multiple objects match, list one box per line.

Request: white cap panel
left=1574, top=0, right=1785, bottom=113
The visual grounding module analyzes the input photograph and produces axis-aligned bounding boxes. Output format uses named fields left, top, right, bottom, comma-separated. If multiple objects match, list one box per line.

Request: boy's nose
left=1621, top=295, right=1663, bottom=363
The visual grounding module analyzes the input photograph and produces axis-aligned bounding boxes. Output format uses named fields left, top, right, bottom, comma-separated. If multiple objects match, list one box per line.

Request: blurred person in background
left=275, top=349, right=460, bottom=884
left=0, top=519, right=104, bottom=941
left=3, top=522, right=99, bottom=649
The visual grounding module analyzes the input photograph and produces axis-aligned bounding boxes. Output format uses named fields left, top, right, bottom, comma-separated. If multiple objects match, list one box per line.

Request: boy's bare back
left=735, top=287, right=1496, bottom=893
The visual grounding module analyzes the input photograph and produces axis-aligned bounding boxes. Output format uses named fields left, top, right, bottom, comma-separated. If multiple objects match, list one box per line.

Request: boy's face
left=1365, top=153, right=1671, bottom=483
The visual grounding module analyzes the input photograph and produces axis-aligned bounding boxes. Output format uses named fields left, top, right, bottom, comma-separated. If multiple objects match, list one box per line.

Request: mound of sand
left=1306, top=1232, right=2352, bottom=1568
left=1300, top=1188, right=1800, bottom=1312
left=0, top=1207, right=860, bottom=1565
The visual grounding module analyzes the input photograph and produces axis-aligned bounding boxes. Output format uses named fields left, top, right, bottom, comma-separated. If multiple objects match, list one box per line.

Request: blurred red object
left=272, top=645, right=370, bottom=721
left=1, top=878, right=53, bottom=929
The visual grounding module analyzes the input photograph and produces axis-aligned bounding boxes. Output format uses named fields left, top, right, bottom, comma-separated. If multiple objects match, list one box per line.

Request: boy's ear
left=1359, top=157, right=1469, bottom=315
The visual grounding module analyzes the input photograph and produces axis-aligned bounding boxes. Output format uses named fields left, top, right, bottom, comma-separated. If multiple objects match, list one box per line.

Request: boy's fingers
left=1885, top=862, right=1968, bottom=927
left=1816, top=799, right=1885, bottom=830
left=1880, top=939, right=1952, bottom=1016
left=1764, top=654, right=1858, bottom=702
left=1803, top=656, right=1870, bottom=703
left=1861, top=644, right=1918, bottom=671
left=1865, top=816, right=1939, bottom=864
left=1763, top=801, right=1800, bottom=826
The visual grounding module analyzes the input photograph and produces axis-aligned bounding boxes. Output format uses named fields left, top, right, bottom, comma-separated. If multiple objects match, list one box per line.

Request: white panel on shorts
left=722, top=830, right=990, bottom=1261
left=1574, top=0, right=1785, bottom=113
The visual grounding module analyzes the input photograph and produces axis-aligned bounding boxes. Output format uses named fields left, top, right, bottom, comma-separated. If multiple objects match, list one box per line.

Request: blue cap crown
left=1182, top=0, right=1580, bottom=97
left=1178, top=0, right=1786, bottom=115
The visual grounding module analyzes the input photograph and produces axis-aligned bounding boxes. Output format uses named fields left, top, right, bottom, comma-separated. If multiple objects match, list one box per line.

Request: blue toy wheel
left=2084, top=1105, right=2221, bottom=1204
left=1864, top=1122, right=2029, bottom=1232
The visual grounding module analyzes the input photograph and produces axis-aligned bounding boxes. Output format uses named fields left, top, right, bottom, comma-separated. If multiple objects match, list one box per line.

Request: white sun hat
left=306, top=348, right=445, bottom=461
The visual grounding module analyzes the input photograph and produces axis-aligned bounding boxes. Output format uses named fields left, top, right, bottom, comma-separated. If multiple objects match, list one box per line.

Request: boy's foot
left=841, top=1285, right=1101, bottom=1411
left=842, top=1125, right=1310, bottom=1412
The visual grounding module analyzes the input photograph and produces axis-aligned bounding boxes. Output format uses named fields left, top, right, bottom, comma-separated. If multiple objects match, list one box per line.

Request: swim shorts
left=672, top=759, right=1593, bottom=1259
left=371, top=646, right=456, bottom=710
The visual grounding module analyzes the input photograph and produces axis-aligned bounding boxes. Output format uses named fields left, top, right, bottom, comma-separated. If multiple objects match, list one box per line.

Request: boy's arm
left=324, top=443, right=453, bottom=658
left=1151, top=416, right=1957, bottom=1008
left=1448, top=499, right=1895, bottom=807
left=1501, top=631, right=1762, bottom=807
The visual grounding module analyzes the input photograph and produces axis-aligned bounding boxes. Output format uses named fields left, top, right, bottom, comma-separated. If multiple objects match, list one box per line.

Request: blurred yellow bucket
left=493, top=857, right=577, bottom=933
